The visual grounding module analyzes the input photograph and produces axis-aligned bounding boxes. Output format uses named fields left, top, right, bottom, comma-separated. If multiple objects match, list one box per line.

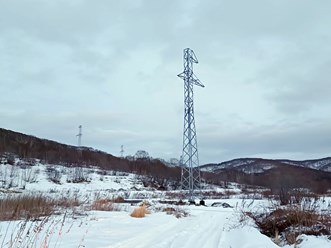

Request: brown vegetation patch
left=90, top=195, right=126, bottom=211
left=91, top=199, right=114, bottom=211
left=130, top=206, right=150, bottom=218
left=0, top=193, right=83, bottom=221
left=0, top=194, right=60, bottom=221
left=112, top=196, right=125, bottom=203
left=248, top=205, right=331, bottom=245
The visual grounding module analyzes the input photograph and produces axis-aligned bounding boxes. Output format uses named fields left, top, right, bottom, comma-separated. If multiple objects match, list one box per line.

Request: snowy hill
left=1, top=127, right=331, bottom=194
left=0, top=128, right=181, bottom=186
left=0, top=156, right=330, bottom=247
left=201, top=158, right=331, bottom=194
left=201, top=157, right=331, bottom=173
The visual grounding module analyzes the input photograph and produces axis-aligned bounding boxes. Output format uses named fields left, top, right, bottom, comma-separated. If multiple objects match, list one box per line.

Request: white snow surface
left=0, top=160, right=330, bottom=248
left=1, top=202, right=281, bottom=248
left=2, top=207, right=330, bottom=248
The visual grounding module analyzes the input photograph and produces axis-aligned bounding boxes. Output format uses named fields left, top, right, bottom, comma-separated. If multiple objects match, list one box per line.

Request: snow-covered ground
left=2, top=200, right=329, bottom=248
left=0, top=200, right=277, bottom=248
left=0, top=160, right=330, bottom=248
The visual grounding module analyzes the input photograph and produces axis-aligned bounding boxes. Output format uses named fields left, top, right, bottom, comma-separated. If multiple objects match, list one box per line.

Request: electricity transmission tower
left=77, top=125, right=82, bottom=147
left=178, top=48, right=204, bottom=200
left=120, top=145, right=124, bottom=157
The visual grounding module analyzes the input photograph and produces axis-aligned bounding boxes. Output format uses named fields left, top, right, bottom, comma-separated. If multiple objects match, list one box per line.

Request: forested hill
left=0, top=128, right=180, bottom=181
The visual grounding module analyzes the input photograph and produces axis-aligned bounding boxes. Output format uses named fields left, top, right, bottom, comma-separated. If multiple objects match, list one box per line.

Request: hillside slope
left=0, top=128, right=180, bottom=182
left=201, top=157, right=331, bottom=173
left=202, top=158, right=331, bottom=194
left=2, top=127, right=331, bottom=193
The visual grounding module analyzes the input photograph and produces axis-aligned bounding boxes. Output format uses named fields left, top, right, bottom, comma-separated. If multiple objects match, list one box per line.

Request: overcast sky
left=1, top=0, right=331, bottom=164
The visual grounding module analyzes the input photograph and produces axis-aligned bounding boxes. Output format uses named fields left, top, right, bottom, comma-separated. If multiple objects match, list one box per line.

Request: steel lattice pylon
left=178, top=48, right=204, bottom=200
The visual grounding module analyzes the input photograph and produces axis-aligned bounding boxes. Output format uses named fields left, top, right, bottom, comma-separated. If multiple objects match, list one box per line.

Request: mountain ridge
left=201, top=157, right=331, bottom=173
left=1, top=127, right=331, bottom=193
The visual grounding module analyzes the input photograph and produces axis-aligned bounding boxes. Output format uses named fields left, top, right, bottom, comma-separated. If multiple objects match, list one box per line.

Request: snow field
left=1, top=161, right=331, bottom=247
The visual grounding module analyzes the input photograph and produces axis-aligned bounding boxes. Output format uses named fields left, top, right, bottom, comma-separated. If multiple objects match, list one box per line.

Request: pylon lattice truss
left=77, top=125, right=82, bottom=147
left=178, top=48, right=204, bottom=200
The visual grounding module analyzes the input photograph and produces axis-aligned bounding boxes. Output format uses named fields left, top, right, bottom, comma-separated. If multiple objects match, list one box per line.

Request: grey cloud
left=1, top=0, right=331, bottom=164
left=261, top=42, right=331, bottom=115
left=198, top=120, right=331, bottom=162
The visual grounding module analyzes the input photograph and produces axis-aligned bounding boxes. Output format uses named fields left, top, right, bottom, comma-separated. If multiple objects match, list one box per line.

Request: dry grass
left=90, top=196, right=125, bottom=211
left=248, top=204, right=331, bottom=245
left=57, top=196, right=80, bottom=209
left=0, top=194, right=54, bottom=221
left=0, top=194, right=81, bottom=221
left=130, top=206, right=150, bottom=218
left=91, top=199, right=114, bottom=211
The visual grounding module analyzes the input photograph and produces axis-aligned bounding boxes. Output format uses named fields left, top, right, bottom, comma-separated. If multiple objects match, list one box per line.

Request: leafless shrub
left=264, top=188, right=320, bottom=206
left=21, top=166, right=38, bottom=184
left=140, top=175, right=171, bottom=190
left=56, top=196, right=80, bottom=209
left=46, top=166, right=62, bottom=184
left=261, top=189, right=274, bottom=199
left=248, top=201, right=331, bottom=245
left=278, top=187, right=292, bottom=205
left=112, top=196, right=125, bottom=203
left=162, top=207, right=189, bottom=218
left=6, top=165, right=19, bottom=188
left=165, top=191, right=186, bottom=199
left=90, top=196, right=125, bottom=211
left=224, top=190, right=239, bottom=198
left=66, top=167, right=90, bottom=183
left=290, top=189, right=319, bottom=204
left=91, top=199, right=114, bottom=211
left=201, top=191, right=226, bottom=199
left=108, top=171, right=129, bottom=176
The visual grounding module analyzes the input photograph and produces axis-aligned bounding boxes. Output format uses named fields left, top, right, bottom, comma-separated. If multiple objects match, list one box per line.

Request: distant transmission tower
left=178, top=48, right=204, bottom=201
left=77, top=125, right=82, bottom=147
left=120, top=145, right=124, bottom=157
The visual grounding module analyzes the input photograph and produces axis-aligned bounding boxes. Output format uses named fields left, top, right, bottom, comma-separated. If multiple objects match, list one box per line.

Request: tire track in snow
left=167, top=209, right=229, bottom=248
left=110, top=208, right=233, bottom=248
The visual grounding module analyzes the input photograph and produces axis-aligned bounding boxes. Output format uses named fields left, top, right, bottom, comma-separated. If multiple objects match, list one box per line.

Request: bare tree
left=134, top=150, right=150, bottom=160
left=46, top=166, right=62, bottom=184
